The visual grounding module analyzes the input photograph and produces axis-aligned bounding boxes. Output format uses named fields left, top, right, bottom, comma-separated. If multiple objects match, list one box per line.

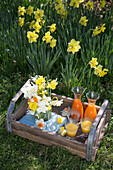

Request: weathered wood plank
left=12, top=121, right=87, bottom=152
left=91, top=123, right=108, bottom=162
left=12, top=129, right=53, bottom=146
left=92, top=100, right=109, bottom=128
left=12, top=121, right=88, bottom=159
left=105, top=108, right=111, bottom=122
left=12, top=99, right=28, bottom=120
left=94, top=113, right=106, bottom=147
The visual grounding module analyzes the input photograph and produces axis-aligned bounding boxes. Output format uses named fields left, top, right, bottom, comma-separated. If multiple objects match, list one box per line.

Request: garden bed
left=5, top=79, right=111, bottom=162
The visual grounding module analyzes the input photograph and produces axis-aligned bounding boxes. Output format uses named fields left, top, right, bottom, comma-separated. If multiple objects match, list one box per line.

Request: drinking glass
left=81, top=117, right=92, bottom=138
left=65, top=118, right=79, bottom=138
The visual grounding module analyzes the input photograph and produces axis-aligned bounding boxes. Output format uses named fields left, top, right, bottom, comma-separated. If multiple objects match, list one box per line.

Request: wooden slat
left=93, top=113, right=106, bottom=147
left=105, top=108, right=111, bottom=122
left=12, top=129, right=53, bottom=146
left=52, top=93, right=100, bottom=115
left=91, top=123, right=108, bottom=162
left=92, top=100, right=109, bottom=128
left=12, top=120, right=87, bottom=159
left=12, top=121, right=87, bottom=153
left=12, top=99, right=28, bottom=120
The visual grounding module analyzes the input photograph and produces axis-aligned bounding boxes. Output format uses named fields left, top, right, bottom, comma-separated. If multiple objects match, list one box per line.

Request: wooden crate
left=5, top=79, right=111, bottom=162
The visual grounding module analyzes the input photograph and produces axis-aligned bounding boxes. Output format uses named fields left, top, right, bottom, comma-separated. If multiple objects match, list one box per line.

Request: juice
left=81, top=120, right=92, bottom=134
left=66, top=123, right=78, bottom=137
left=71, top=99, right=83, bottom=120
left=84, top=103, right=97, bottom=122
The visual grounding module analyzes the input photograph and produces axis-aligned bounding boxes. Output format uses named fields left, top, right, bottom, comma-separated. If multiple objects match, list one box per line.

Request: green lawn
left=0, top=0, right=113, bottom=169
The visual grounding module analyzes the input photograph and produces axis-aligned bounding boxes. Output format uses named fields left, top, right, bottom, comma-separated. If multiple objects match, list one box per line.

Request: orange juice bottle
left=84, top=92, right=99, bottom=122
left=71, top=86, right=85, bottom=121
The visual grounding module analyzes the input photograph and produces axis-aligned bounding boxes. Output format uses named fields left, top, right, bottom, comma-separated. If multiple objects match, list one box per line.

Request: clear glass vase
left=71, top=86, right=85, bottom=121
left=84, top=91, right=99, bottom=122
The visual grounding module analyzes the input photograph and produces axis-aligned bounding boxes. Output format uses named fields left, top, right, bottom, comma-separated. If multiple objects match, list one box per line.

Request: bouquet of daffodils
left=21, top=75, right=63, bottom=122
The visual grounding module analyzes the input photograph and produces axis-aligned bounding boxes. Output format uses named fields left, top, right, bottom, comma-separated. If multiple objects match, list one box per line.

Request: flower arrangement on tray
left=21, top=75, right=67, bottom=132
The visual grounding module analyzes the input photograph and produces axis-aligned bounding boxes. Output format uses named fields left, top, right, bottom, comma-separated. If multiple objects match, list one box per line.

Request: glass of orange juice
left=65, top=119, right=79, bottom=138
left=81, top=118, right=92, bottom=137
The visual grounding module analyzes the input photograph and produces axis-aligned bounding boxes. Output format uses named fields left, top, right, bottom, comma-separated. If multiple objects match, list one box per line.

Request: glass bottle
left=71, top=86, right=85, bottom=121
left=84, top=91, right=99, bottom=122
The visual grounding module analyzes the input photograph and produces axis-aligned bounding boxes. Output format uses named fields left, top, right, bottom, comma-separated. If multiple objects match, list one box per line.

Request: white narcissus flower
left=21, top=84, right=38, bottom=99
left=31, top=75, right=38, bottom=82
left=56, top=99, right=63, bottom=106
left=51, top=99, right=63, bottom=106
left=37, top=100, right=48, bottom=113
left=35, top=119, right=46, bottom=129
left=43, top=95, right=51, bottom=105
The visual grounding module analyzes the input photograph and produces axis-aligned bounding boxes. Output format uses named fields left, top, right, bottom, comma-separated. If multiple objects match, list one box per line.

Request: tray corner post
left=6, top=101, right=15, bottom=133
left=86, top=125, right=96, bottom=161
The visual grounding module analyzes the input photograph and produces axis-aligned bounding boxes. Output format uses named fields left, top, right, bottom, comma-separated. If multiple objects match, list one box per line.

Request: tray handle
left=86, top=99, right=110, bottom=161
left=6, top=79, right=31, bottom=133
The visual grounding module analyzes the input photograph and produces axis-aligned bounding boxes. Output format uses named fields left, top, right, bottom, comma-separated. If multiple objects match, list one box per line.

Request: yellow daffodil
left=48, top=105, right=52, bottom=110
left=59, top=127, right=67, bottom=136
left=29, top=20, right=35, bottom=29
left=36, top=76, right=45, bottom=85
left=55, top=4, right=65, bottom=14
left=92, top=26, right=101, bottom=36
left=99, top=0, right=106, bottom=8
left=29, top=102, right=38, bottom=112
left=42, top=31, right=52, bottom=43
left=26, top=5, right=34, bottom=16
left=70, top=0, right=80, bottom=8
left=67, top=39, right=81, bottom=54
left=33, top=21, right=42, bottom=33
left=60, top=126, right=65, bottom=132
left=49, top=24, right=56, bottom=32
left=57, top=118, right=63, bottom=124
left=85, top=1, right=94, bottom=11
left=47, top=79, right=58, bottom=90
left=62, top=9, right=67, bottom=18
left=18, top=6, right=26, bottom=16
left=50, top=39, right=57, bottom=48
left=98, top=68, right=108, bottom=77
left=79, top=0, right=84, bottom=3
left=27, top=31, right=39, bottom=43
left=92, top=24, right=106, bottom=36
left=89, top=58, right=98, bottom=68
left=55, top=0, right=63, bottom=5
left=94, top=65, right=103, bottom=75
left=38, top=83, right=45, bottom=90
left=100, top=24, right=106, bottom=32
left=79, top=16, right=88, bottom=26
left=36, top=18, right=41, bottom=23
left=19, top=17, right=24, bottom=27
left=34, top=8, right=44, bottom=20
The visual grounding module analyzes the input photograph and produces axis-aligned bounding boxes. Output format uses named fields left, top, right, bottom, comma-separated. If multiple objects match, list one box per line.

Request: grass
left=0, top=0, right=113, bottom=169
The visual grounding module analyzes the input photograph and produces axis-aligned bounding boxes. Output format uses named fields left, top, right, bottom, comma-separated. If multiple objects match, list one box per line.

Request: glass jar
left=71, top=86, right=85, bottom=121
left=84, top=91, right=99, bottom=122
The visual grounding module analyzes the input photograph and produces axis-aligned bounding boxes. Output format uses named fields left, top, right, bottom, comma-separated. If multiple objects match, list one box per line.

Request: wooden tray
left=5, top=79, right=111, bottom=162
